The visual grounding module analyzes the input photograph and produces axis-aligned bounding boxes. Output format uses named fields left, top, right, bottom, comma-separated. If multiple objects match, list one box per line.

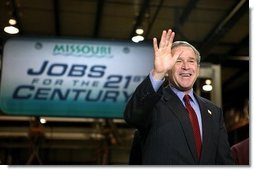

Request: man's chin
left=174, top=85, right=192, bottom=92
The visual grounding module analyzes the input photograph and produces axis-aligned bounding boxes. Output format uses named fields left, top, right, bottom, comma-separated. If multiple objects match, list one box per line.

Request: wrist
left=151, top=69, right=166, bottom=80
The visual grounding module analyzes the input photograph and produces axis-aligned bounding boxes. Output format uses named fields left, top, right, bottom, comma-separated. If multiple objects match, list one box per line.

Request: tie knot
left=183, top=94, right=190, bottom=103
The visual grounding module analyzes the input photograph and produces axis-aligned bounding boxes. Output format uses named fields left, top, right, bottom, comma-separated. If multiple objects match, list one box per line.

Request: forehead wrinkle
left=178, top=56, right=196, bottom=60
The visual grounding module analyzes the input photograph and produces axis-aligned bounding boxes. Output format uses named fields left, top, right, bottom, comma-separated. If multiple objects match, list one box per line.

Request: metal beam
left=145, top=0, right=164, bottom=38
left=53, top=0, right=60, bottom=36
left=129, top=0, right=151, bottom=39
left=178, top=0, right=199, bottom=26
left=173, top=0, right=199, bottom=41
left=222, top=69, right=248, bottom=90
left=227, top=35, right=249, bottom=56
left=199, top=0, right=248, bottom=60
left=93, top=0, right=104, bottom=38
left=10, top=0, right=22, bottom=34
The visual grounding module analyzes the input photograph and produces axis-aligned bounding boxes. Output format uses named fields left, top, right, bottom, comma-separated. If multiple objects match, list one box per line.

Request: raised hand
left=152, top=29, right=180, bottom=80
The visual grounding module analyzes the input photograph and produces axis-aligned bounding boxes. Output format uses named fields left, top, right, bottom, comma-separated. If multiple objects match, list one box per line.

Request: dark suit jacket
left=128, top=130, right=143, bottom=165
left=124, top=76, right=234, bottom=165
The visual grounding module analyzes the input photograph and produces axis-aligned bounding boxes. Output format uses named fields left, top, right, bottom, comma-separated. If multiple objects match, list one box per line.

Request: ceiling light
left=202, top=84, right=213, bottom=91
left=9, top=19, right=17, bottom=25
left=136, top=28, right=144, bottom=35
left=40, top=118, right=46, bottom=124
left=132, top=35, right=144, bottom=43
left=205, top=79, right=212, bottom=85
left=4, top=25, right=19, bottom=34
left=202, top=79, right=212, bottom=91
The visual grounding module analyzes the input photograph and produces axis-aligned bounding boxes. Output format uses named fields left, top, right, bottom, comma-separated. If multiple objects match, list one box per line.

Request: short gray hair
left=172, top=41, right=201, bottom=64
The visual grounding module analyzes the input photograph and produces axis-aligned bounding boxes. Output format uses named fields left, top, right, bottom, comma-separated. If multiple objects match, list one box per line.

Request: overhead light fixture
left=136, top=28, right=144, bottom=35
left=132, top=27, right=145, bottom=43
left=40, top=118, right=47, bottom=124
left=4, top=18, right=19, bottom=34
left=132, top=35, right=144, bottom=43
left=9, top=18, right=17, bottom=25
left=202, top=79, right=213, bottom=92
left=4, top=25, right=19, bottom=34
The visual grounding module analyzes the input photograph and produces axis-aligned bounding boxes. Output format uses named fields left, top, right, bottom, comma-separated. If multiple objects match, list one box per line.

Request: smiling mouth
left=180, top=73, right=192, bottom=77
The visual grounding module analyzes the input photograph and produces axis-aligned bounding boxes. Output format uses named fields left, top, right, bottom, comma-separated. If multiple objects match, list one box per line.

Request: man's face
left=169, top=46, right=200, bottom=91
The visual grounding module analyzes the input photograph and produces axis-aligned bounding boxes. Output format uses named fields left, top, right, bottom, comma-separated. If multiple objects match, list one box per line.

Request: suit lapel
left=162, top=87, right=198, bottom=162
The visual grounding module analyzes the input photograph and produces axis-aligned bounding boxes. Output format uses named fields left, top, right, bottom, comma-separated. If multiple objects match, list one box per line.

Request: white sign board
left=0, top=38, right=153, bottom=118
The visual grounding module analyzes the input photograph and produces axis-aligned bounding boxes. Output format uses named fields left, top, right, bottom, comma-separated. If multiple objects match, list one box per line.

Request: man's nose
left=181, top=61, right=190, bottom=69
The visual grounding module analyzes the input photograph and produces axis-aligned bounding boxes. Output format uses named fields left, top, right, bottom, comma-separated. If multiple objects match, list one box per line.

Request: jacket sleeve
left=123, top=75, right=162, bottom=130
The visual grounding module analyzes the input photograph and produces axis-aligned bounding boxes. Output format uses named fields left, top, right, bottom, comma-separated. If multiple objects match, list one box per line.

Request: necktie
left=183, top=94, right=202, bottom=159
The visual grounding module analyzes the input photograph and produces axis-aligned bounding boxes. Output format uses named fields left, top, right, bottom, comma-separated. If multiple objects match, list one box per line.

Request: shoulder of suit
left=197, top=95, right=220, bottom=108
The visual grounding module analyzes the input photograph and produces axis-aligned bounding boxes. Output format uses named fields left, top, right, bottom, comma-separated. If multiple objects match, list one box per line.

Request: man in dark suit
left=124, top=29, right=234, bottom=165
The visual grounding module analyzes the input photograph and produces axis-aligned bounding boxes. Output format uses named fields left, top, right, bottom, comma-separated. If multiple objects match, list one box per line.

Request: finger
left=153, top=38, right=158, bottom=52
left=167, top=31, right=175, bottom=49
left=165, top=29, right=172, bottom=46
left=159, top=30, right=167, bottom=48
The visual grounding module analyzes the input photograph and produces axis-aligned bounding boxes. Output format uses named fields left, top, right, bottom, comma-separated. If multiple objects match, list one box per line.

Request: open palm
left=152, top=29, right=180, bottom=80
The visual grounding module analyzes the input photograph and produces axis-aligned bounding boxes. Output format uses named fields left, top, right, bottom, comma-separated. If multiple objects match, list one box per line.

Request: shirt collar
left=169, top=84, right=195, bottom=102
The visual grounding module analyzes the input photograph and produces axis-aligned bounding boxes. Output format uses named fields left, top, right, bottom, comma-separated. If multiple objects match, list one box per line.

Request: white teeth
left=180, top=73, right=191, bottom=77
